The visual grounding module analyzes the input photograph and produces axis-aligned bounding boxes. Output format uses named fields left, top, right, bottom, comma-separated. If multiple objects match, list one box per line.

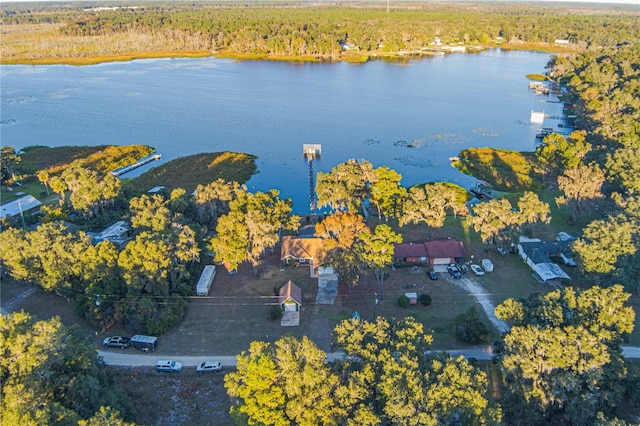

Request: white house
left=0, top=194, right=41, bottom=219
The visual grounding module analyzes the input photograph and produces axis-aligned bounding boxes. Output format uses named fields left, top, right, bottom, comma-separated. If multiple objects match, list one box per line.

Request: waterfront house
left=280, top=236, right=325, bottom=277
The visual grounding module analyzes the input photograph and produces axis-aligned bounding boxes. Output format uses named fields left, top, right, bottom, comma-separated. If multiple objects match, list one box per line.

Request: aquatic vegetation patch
left=394, top=155, right=435, bottom=168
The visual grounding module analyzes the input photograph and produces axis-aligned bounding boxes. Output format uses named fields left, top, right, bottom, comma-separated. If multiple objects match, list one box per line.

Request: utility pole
left=374, top=293, right=379, bottom=319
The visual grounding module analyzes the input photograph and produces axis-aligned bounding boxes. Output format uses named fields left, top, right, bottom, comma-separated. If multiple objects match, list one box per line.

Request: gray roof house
left=517, top=238, right=572, bottom=284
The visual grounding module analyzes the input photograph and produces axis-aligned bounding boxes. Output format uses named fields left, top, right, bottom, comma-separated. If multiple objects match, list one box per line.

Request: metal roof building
left=0, top=194, right=41, bottom=219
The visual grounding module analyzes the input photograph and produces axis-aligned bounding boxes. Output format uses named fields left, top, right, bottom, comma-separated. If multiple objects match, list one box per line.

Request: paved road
left=99, top=345, right=640, bottom=368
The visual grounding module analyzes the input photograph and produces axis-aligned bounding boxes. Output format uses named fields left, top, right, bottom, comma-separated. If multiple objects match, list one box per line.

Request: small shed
left=405, top=292, right=418, bottom=305
left=279, top=280, right=302, bottom=312
left=279, top=280, right=302, bottom=327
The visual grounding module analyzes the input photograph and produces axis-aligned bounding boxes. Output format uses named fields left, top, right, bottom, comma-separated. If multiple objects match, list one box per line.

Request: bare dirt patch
left=111, top=366, right=233, bottom=426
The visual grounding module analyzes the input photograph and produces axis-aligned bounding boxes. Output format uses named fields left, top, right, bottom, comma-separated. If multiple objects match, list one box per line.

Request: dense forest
left=2, top=2, right=640, bottom=425
left=2, top=2, right=640, bottom=63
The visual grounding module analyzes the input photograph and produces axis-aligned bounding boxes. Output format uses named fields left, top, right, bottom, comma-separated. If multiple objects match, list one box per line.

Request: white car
left=156, top=360, right=182, bottom=373
left=196, top=361, right=223, bottom=373
left=470, top=264, right=485, bottom=276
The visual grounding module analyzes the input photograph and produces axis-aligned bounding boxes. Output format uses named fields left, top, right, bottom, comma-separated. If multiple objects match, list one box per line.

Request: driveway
left=446, top=275, right=510, bottom=333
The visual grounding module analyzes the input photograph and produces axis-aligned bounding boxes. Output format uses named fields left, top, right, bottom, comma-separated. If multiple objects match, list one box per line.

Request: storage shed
left=279, top=280, right=302, bottom=327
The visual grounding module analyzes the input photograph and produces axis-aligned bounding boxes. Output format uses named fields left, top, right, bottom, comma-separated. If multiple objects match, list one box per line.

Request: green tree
left=469, top=198, right=520, bottom=248
left=37, top=169, right=50, bottom=196
left=400, top=182, right=466, bottom=234
left=209, top=211, right=250, bottom=274
left=49, top=175, right=67, bottom=206
left=315, top=160, right=375, bottom=212
left=495, top=286, right=635, bottom=425
left=192, top=179, right=243, bottom=228
left=606, top=145, right=640, bottom=195
left=357, top=224, right=402, bottom=298
left=0, top=312, right=133, bottom=425
left=572, top=214, right=637, bottom=275
left=0, top=145, right=20, bottom=183
left=211, top=189, right=298, bottom=275
left=369, top=166, right=406, bottom=222
left=535, top=130, right=591, bottom=178
left=556, top=164, right=605, bottom=222
left=0, top=222, right=96, bottom=294
left=225, top=335, right=344, bottom=426
left=455, top=306, right=490, bottom=344
left=61, top=164, right=121, bottom=218
left=129, top=193, right=172, bottom=232
left=332, top=317, right=500, bottom=425
left=118, top=232, right=171, bottom=295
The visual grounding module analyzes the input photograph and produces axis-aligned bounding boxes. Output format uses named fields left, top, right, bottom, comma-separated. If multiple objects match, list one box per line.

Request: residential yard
left=3, top=215, right=640, bottom=425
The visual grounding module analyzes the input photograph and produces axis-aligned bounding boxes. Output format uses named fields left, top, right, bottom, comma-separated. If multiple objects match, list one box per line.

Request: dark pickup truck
left=102, top=336, right=130, bottom=348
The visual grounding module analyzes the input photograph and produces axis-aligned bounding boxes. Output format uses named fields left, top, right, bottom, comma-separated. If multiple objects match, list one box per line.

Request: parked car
left=481, top=258, right=494, bottom=272
left=156, top=360, right=182, bottom=373
left=447, top=265, right=462, bottom=279
left=196, top=361, right=223, bottom=373
left=470, top=264, right=485, bottom=276
left=427, top=270, right=438, bottom=280
left=102, top=336, right=130, bottom=348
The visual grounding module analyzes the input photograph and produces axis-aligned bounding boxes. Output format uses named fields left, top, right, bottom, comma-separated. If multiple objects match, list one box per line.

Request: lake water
left=1, top=50, right=565, bottom=213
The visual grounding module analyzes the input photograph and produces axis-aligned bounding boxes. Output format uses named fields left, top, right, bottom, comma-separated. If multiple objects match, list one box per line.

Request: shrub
left=273, top=283, right=284, bottom=296
left=455, top=306, right=489, bottom=344
left=268, top=306, right=282, bottom=320
left=418, top=294, right=432, bottom=306
left=397, top=295, right=410, bottom=308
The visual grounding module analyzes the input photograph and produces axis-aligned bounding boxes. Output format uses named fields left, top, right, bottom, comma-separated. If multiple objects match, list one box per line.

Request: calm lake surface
left=1, top=50, right=565, bottom=213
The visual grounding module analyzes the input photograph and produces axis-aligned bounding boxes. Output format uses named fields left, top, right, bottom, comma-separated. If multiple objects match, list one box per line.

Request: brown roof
left=280, top=236, right=324, bottom=261
left=393, top=242, right=428, bottom=258
left=279, top=280, right=302, bottom=306
left=424, top=239, right=467, bottom=259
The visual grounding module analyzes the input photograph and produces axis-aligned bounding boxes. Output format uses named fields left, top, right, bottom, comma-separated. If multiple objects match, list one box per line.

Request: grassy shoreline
left=1, top=43, right=573, bottom=67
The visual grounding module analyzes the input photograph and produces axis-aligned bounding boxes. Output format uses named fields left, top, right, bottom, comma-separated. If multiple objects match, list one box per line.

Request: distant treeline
left=2, top=2, right=640, bottom=63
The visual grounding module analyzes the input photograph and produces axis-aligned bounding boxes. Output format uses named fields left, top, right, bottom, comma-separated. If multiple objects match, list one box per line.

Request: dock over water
left=112, top=153, right=161, bottom=177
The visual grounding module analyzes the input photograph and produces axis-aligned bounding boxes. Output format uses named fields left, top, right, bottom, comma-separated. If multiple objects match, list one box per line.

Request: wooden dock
left=111, top=153, right=161, bottom=177
left=303, top=145, right=321, bottom=214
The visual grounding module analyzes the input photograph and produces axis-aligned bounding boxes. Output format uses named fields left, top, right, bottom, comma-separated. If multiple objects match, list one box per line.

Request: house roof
left=394, top=242, right=428, bottom=258
left=423, top=239, right=467, bottom=259
left=518, top=241, right=572, bottom=281
left=279, top=280, right=302, bottom=306
left=1, top=194, right=41, bottom=219
left=280, top=236, right=324, bottom=261
left=519, top=241, right=570, bottom=264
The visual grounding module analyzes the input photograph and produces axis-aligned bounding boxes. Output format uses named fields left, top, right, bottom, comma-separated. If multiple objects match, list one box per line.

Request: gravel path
left=449, top=276, right=510, bottom=334
left=0, top=287, right=35, bottom=315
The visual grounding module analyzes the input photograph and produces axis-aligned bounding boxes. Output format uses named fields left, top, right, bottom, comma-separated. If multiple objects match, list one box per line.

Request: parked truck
left=196, top=265, right=216, bottom=296
left=130, top=334, right=158, bottom=352
left=102, top=336, right=130, bottom=348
